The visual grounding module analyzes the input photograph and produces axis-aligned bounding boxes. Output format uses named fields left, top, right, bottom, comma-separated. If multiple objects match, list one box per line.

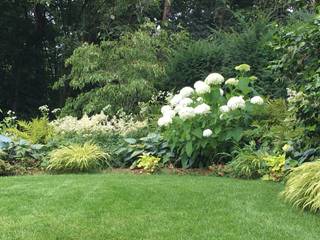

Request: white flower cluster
left=194, top=81, right=210, bottom=94
left=158, top=69, right=265, bottom=139
left=225, top=78, right=239, bottom=86
left=250, top=96, right=264, bottom=105
left=51, top=112, right=146, bottom=135
left=205, top=73, right=224, bottom=85
left=227, top=96, right=246, bottom=110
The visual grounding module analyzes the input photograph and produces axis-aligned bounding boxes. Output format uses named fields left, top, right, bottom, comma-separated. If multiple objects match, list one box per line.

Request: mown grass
left=0, top=173, right=319, bottom=240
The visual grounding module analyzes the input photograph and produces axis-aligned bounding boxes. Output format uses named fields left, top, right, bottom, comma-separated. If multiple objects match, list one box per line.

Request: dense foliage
left=0, top=0, right=320, bottom=214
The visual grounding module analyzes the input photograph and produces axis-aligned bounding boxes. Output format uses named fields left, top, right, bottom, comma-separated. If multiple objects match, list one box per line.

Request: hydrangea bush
left=158, top=64, right=265, bottom=167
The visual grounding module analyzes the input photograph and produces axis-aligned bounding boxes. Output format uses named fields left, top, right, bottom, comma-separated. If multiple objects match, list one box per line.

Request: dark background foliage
left=0, top=0, right=318, bottom=118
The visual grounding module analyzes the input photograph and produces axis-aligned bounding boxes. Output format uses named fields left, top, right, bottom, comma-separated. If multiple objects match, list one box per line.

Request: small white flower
left=227, top=96, right=246, bottom=110
left=250, top=96, right=264, bottom=105
left=220, top=88, right=224, bottom=96
left=225, top=78, right=239, bottom=86
left=194, top=81, right=210, bottom=94
left=161, top=105, right=172, bottom=114
left=179, top=98, right=193, bottom=107
left=170, top=94, right=183, bottom=106
left=203, top=129, right=213, bottom=137
left=205, top=73, right=224, bottom=85
left=179, top=87, right=194, bottom=98
left=178, top=107, right=195, bottom=120
left=158, top=115, right=172, bottom=127
left=163, top=109, right=176, bottom=118
left=219, top=105, right=230, bottom=113
left=196, top=97, right=203, bottom=102
left=194, top=103, right=211, bottom=115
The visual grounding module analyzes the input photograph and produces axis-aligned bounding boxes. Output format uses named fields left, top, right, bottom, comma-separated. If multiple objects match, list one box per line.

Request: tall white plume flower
left=203, top=129, right=213, bottom=137
left=220, top=88, right=224, bottom=96
left=194, top=81, right=210, bottom=94
left=250, top=96, right=264, bottom=105
left=205, top=73, right=224, bottom=85
left=179, top=87, right=194, bottom=98
left=225, top=78, right=239, bottom=86
left=194, top=103, right=211, bottom=115
left=227, top=96, right=246, bottom=110
left=178, top=107, right=195, bottom=120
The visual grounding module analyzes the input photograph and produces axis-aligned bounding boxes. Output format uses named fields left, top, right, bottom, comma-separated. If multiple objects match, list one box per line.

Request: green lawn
left=0, top=174, right=319, bottom=240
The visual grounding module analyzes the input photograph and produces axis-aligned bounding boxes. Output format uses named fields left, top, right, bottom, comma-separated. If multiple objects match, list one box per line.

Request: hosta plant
left=158, top=64, right=265, bottom=167
left=282, top=160, right=320, bottom=213
left=47, top=142, right=108, bottom=172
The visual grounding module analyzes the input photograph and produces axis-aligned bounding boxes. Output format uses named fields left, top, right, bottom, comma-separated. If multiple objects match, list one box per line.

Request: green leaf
left=186, top=142, right=193, bottom=157
left=124, top=138, right=137, bottom=144
left=192, top=128, right=203, bottom=138
left=226, top=127, right=243, bottom=142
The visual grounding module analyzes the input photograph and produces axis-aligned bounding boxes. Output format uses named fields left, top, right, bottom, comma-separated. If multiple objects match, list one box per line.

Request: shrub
left=47, top=142, right=108, bottom=172
left=282, top=160, right=320, bottom=212
left=229, top=144, right=266, bottom=179
left=158, top=64, right=265, bottom=167
left=269, top=11, right=320, bottom=144
left=136, top=153, right=161, bottom=173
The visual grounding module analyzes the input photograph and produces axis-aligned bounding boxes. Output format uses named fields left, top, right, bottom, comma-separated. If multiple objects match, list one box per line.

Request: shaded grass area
left=0, top=173, right=319, bottom=240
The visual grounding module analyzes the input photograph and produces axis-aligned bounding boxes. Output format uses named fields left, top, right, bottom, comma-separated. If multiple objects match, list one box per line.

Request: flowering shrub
left=158, top=64, right=265, bottom=167
left=51, top=110, right=147, bottom=136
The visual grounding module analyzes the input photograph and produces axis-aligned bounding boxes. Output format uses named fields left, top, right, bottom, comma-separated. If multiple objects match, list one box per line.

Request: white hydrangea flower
left=170, top=94, right=183, bottom=106
left=163, top=109, right=176, bottom=118
left=161, top=105, right=172, bottom=114
left=179, top=87, right=194, bottom=98
left=174, top=104, right=184, bottom=113
left=194, top=103, right=211, bottom=115
left=179, top=98, right=193, bottom=107
left=158, top=115, right=172, bottom=127
left=194, top=81, right=210, bottom=94
left=203, top=129, right=213, bottom=137
left=220, top=88, right=224, bottom=96
left=219, top=105, right=230, bottom=113
left=250, top=96, right=264, bottom=105
left=225, top=78, right=239, bottom=86
left=178, top=107, right=195, bottom=120
left=205, top=73, right=224, bottom=85
left=227, top=96, right=246, bottom=110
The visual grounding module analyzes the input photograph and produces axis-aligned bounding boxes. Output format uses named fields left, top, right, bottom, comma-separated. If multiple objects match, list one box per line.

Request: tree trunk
left=162, top=0, right=171, bottom=21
